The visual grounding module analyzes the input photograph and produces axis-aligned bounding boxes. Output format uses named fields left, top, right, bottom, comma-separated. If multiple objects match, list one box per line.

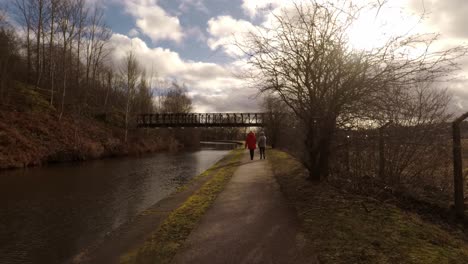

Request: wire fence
left=329, top=123, right=460, bottom=210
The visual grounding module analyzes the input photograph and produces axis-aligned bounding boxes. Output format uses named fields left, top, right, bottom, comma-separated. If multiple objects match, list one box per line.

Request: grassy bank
left=0, top=83, right=203, bottom=170
left=0, top=110, right=188, bottom=169
left=269, top=149, right=468, bottom=264
left=120, top=149, right=243, bottom=264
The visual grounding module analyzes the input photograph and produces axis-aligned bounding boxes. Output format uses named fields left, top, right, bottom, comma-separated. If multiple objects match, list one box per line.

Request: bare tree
left=121, top=50, right=140, bottom=142
left=57, top=0, right=79, bottom=120
left=32, top=0, right=45, bottom=90
left=2, top=0, right=145, bottom=127
left=135, top=70, right=154, bottom=114
left=377, top=83, right=452, bottom=186
left=39, top=0, right=50, bottom=91
left=47, top=0, right=58, bottom=105
left=262, top=94, right=290, bottom=148
left=161, top=82, right=192, bottom=113
left=103, top=67, right=114, bottom=113
left=14, top=0, right=33, bottom=83
left=84, top=6, right=111, bottom=108
left=154, top=78, right=172, bottom=112
left=0, top=10, right=20, bottom=101
left=239, top=1, right=467, bottom=181
left=74, top=0, right=87, bottom=108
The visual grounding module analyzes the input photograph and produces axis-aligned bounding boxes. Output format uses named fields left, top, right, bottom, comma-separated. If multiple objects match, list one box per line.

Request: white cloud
left=123, top=0, right=184, bottom=43
left=178, top=0, right=209, bottom=14
left=408, top=0, right=468, bottom=38
left=108, top=33, right=259, bottom=112
left=241, top=0, right=282, bottom=18
left=207, top=16, right=256, bottom=57
left=185, top=26, right=207, bottom=43
left=128, top=28, right=140, bottom=37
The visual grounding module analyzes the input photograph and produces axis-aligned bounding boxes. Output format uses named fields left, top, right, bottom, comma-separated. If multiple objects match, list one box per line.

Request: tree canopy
left=239, top=1, right=467, bottom=180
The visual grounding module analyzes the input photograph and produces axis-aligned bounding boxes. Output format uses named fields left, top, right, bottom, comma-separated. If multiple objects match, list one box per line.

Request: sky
left=5, top=0, right=468, bottom=113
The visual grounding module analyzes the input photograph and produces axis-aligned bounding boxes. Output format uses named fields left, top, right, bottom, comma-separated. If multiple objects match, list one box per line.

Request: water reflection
left=0, top=149, right=229, bottom=264
left=199, top=141, right=241, bottom=150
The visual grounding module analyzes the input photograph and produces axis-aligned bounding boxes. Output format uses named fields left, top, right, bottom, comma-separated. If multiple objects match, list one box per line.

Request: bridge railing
left=137, top=113, right=265, bottom=127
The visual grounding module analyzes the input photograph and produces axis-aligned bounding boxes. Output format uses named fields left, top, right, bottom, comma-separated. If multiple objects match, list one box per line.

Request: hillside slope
left=0, top=84, right=192, bottom=170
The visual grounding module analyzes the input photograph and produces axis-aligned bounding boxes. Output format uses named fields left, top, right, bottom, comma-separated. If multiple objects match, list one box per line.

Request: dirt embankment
left=270, top=150, right=468, bottom=264
left=0, top=110, right=198, bottom=170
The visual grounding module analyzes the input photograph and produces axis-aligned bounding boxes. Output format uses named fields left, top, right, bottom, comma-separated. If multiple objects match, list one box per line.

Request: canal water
left=0, top=145, right=234, bottom=264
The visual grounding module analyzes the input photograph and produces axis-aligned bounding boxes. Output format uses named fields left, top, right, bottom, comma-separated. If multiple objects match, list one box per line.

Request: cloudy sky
left=91, top=0, right=264, bottom=113
left=6, top=0, right=468, bottom=113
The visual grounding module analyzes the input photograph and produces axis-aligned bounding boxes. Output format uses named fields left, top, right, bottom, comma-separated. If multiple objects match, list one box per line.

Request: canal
left=0, top=145, right=234, bottom=264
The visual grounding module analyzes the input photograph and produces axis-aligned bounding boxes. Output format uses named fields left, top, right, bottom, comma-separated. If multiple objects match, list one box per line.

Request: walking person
left=258, top=132, right=267, bottom=159
left=245, top=131, right=257, bottom=160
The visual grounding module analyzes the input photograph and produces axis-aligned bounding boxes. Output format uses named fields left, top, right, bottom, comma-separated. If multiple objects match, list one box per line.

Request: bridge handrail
left=137, top=112, right=267, bottom=127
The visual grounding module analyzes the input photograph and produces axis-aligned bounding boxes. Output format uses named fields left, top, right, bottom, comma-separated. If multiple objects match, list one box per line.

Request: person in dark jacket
left=257, top=131, right=267, bottom=159
left=245, top=131, right=257, bottom=160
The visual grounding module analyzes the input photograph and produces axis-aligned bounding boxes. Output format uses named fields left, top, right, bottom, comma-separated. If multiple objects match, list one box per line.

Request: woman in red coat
left=245, top=131, right=257, bottom=160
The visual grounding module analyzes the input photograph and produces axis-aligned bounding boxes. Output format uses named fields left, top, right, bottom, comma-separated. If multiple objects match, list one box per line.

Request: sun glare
left=347, top=2, right=423, bottom=51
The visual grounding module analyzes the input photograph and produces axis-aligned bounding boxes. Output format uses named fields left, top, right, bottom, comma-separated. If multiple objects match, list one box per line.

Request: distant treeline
left=0, top=0, right=194, bottom=139
left=0, top=0, right=206, bottom=169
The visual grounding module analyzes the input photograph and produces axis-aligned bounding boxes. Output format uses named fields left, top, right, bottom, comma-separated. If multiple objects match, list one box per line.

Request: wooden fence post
left=378, top=128, right=385, bottom=180
left=378, top=121, right=392, bottom=181
left=453, top=111, right=468, bottom=219
left=345, top=134, right=350, bottom=174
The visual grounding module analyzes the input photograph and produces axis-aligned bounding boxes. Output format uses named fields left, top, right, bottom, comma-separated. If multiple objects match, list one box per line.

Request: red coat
left=245, top=132, right=257, bottom=150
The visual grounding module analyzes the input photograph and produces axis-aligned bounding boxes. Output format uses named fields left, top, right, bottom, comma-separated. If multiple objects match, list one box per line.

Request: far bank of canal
left=0, top=143, right=237, bottom=264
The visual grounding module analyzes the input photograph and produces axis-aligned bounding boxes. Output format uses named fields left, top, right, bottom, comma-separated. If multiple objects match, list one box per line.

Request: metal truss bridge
left=137, top=113, right=265, bottom=128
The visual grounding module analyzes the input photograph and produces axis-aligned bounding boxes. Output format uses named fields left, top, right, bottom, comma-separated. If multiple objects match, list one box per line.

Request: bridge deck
left=137, top=113, right=265, bottom=128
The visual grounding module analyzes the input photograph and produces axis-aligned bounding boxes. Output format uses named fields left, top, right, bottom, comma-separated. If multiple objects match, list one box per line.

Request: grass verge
left=269, top=149, right=468, bottom=264
left=120, top=149, right=244, bottom=264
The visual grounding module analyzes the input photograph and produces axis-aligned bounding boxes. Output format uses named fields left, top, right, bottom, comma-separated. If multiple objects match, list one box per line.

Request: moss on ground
left=174, top=153, right=234, bottom=193
left=120, top=149, right=244, bottom=264
left=269, top=149, right=468, bottom=264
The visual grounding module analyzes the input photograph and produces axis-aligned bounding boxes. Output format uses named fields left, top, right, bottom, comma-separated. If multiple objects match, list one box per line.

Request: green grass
left=120, top=149, right=244, bottom=264
left=8, top=81, right=55, bottom=112
left=269, top=150, right=468, bottom=264
left=174, top=156, right=229, bottom=194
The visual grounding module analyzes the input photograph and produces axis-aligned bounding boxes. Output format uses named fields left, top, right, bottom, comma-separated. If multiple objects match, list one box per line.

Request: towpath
left=172, top=151, right=317, bottom=264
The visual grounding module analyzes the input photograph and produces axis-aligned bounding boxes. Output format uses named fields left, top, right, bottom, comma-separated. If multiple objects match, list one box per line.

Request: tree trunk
left=125, top=92, right=131, bottom=142
left=317, top=130, right=333, bottom=178
left=34, top=0, right=43, bottom=90
left=104, top=80, right=110, bottom=112
left=305, top=117, right=335, bottom=181
left=40, top=20, right=46, bottom=88
left=305, top=121, right=321, bottom=181
left=0, top=62, right=7, bottom=100
left=60, top=66, right=66, bottom=120
left=49, top=5, right=55, bottom=106
left=59, top=37, right=67, bottom=121
left=452, top=112, right=468, bottom=219
left=50, top=62, right=54, bottom=106
left=76, top=1, right=86, bottom=113
left=26, top=26, right=31, bottom=83
left=76, top=30, right=82, bottom=112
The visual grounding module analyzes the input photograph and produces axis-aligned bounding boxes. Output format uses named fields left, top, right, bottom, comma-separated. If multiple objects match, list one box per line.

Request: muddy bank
left=0, top=110, right=199, bottom=170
